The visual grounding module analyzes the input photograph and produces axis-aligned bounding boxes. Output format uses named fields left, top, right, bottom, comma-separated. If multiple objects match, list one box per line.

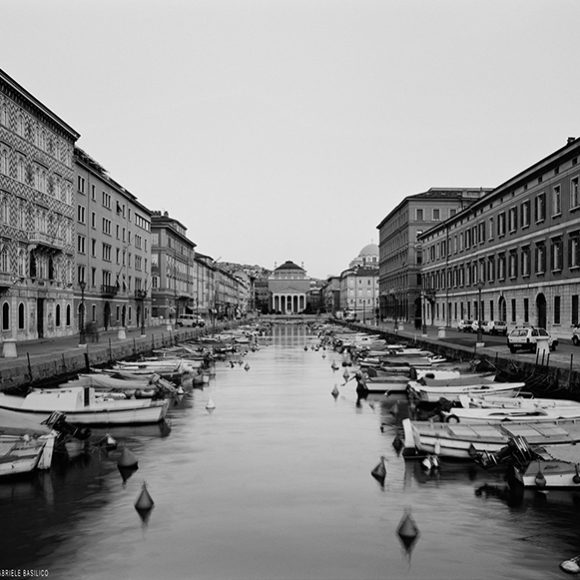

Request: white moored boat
left=0, top=386, right=169, bottom=426
left=407, top=380, right=524, bottom=403
left=400, top=417, right=580, bottom=460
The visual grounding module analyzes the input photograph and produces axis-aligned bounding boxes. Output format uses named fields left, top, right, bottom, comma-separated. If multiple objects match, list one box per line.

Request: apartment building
left=376, top=188, right=489, bottom=328
left=339, top=266, right=379, bottom=322
left=75, top=148, right=152, bottom=332
left=419, top=136, right=580, bottom=341
left=0, top=68, right=80, bottom=341
left=150, top=211, right=196, bottom=324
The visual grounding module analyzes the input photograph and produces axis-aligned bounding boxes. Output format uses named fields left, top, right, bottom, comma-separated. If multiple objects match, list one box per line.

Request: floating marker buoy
left=304, top=346, right=308, bottom=351
left=342, top=370, right=349, bottom=381
left=322, top=353, right=326, bottom=359
left=371, top=456, right=387, bottom=485
left=397, top=509, right=420, bottom=553
left=135, top=482, right=155, bottom=522
left=430, top=455, right=440, bottom=470
left=244, top=363, right=250, bottom=371
left=560, top=555, right=580, bottom=574
left=118, top=447, right=138, bottom=469
left=331, top=385, right=339, bottom=399
left=206, top=398, right=216, bottom=411
left=331, top=362, right=338, bottom=372
left=392, top=435, right=404, bottom=452
left=421, top=456, right=432, bottom=471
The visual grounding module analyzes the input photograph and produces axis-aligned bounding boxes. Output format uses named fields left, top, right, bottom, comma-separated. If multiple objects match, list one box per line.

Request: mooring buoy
left=118, top=447, right=138, bottom=469
left=397, top=509, right=419, bottom=554
left=331, top=385, right=339, bottom=399
left=135, top=482, right=155, bottom=522
left=206, top=398, right=216, bottom=411
left=371, top=456, right=387, bottom=486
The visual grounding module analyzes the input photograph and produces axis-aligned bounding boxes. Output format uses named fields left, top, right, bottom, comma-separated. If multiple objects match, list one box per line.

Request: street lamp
left=79, top=280, right=86, bottom=346
left=136, top=289, right=147, bottom=337
left=421, top=291, right=427, bottom=336
left=476, top=281, right=484, bottom=345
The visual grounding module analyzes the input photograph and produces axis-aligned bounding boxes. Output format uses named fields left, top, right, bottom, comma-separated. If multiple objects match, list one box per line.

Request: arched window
left=91, top=304, right=96, bottom=322
left=29, top=253, right=37, bottom=278
left=66, top=304, right=71, bottom=326
left=2, top=302, right=9, bottom=330
left=55, top=304, right=61, bottom=327
left=18, top=303, right=24, bottom=329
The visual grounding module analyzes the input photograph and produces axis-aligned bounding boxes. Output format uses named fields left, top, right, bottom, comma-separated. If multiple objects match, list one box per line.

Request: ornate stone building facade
left=0, top=68, right=80, bottom=341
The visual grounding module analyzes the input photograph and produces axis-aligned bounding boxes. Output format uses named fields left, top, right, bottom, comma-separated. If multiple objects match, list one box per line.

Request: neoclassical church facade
left=268, top=260, right=310, bottom=314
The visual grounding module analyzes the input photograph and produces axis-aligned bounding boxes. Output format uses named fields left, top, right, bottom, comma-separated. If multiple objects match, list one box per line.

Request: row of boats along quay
left=3, top=318, right=580, bottom=578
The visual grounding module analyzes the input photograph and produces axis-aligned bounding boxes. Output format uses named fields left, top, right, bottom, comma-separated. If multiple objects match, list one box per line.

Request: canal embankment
left=342, top=320, right=580, bottom=397
left=0, top=322, right=244, bottom=392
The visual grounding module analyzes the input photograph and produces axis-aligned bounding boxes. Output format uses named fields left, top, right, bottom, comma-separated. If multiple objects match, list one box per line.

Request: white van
left=177, top=314, right=205, bottom=327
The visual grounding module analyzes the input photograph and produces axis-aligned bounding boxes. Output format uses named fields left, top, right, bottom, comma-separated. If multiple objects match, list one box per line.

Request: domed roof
left=359, top=243, right=378, bottom=257
left=275, top=260, right=304, bottom=271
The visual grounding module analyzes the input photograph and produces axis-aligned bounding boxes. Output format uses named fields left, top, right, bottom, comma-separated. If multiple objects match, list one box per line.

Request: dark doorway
left=536, top=293, right=547, bottom=328
left=36, top=298, right=44, bottom=338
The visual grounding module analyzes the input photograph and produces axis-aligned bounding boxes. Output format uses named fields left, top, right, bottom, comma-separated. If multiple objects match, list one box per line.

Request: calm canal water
left=1, top=322, right=579, bottom=580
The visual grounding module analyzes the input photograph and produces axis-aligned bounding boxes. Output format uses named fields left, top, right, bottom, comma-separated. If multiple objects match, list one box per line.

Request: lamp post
left=421, top=291, right=427, bottom=336
left=79, top=280, right=86, bottom=346
left=476, top=281, right=484, bottom=346
left=136, top=289, right=147, bottom=337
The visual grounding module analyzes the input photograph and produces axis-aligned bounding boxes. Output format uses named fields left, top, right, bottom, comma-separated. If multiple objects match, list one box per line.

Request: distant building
left=376, top=187, right=490, bottom=327
left=349, top=243, right=379, bottom=268
left=321, top=276, right=341, bottom=314
left=150, top=211, right=196, bottom=324
left=268, top=260, right=310, bottom=314
left=340, top=266, right=379, bottom=322
left=0, top=67, right=80, bottom=341
left=75, top=148, right=152, bottom=332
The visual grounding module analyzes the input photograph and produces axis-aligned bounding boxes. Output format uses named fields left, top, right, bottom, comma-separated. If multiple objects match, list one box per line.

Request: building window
left=520, top=201, right=530, bottom=228
left=508, top=249, right=518, bottom=279
left=573, top=295, right=579, bottom=325
left=416, top=209, right=423, bottom=220
left=521, top=246, right=530, bottom=277
left=77, top=205, right=86, bottom=224
left=554, top=296, right=561, bottom=325
left=551, top=237, right=563, bottom=271
left=535, top=242, right=546, bottom=274
left=524, top=298, right=529, bottom=323
left=508, top=207, right=518, bottom=232
left=488, top=256, right=495, bottom=282
left=511, top=298, right=516, bottom=323
left=488, top=217, right=494, bottom=240
left=432, top=208, right=440, bottom=221
left=2, top=302, right=9, bottom=330
left=498, top=212, right=506, bottom=236
left=552, top=185, right=561, bottom=216
left=535, top=193, right=546, bottom=222
left=77, top=235, right=86, bottom=254
left=497, top=253, right=506, bottom=280
left=571, top=177, right=580, bottom=209
left=18, top=303, right=24, bottom=329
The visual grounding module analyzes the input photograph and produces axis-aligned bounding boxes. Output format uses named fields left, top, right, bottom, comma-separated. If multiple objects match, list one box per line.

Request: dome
left=359, top=243, right=378, bottom=257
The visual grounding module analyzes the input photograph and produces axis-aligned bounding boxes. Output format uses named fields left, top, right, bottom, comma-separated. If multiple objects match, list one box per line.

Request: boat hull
left=401, top=418, right=580, bottom=460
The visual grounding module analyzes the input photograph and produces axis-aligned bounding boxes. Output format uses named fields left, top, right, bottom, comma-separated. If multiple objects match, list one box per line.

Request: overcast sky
left=2, top=0, right=579, bottom=278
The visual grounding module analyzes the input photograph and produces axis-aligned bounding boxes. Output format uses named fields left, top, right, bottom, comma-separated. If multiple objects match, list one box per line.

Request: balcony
left=29, top=231, right=65, bottom=251
left=101, top=284, right=119, bottom=297
left=0, top=272, right=14, bottom=289
left=134, top=289, right=147, bottom=300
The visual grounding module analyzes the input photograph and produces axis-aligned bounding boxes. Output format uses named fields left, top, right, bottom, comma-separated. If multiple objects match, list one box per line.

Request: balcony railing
left=101, top=284, right=119, bottom=297
left=0, top=272, right=14, bottom=289
left=29, top=231, right=65, bottom=251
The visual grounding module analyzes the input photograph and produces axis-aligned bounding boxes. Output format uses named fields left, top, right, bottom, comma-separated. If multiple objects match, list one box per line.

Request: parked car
left=481, top=320, right=508, bottom=335
left=507, top=326, right=558, bottom=353
left=177, top=314, right=205, bottom=328
left=471, top=320, right=485, bottom=333
left=573, top=325, right=580, bottom=346
left=457, top=320, right=473, bottom=332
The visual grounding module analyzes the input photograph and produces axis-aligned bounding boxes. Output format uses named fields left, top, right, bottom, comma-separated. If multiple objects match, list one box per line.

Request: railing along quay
left=0, top=321, right=244, bottom=392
